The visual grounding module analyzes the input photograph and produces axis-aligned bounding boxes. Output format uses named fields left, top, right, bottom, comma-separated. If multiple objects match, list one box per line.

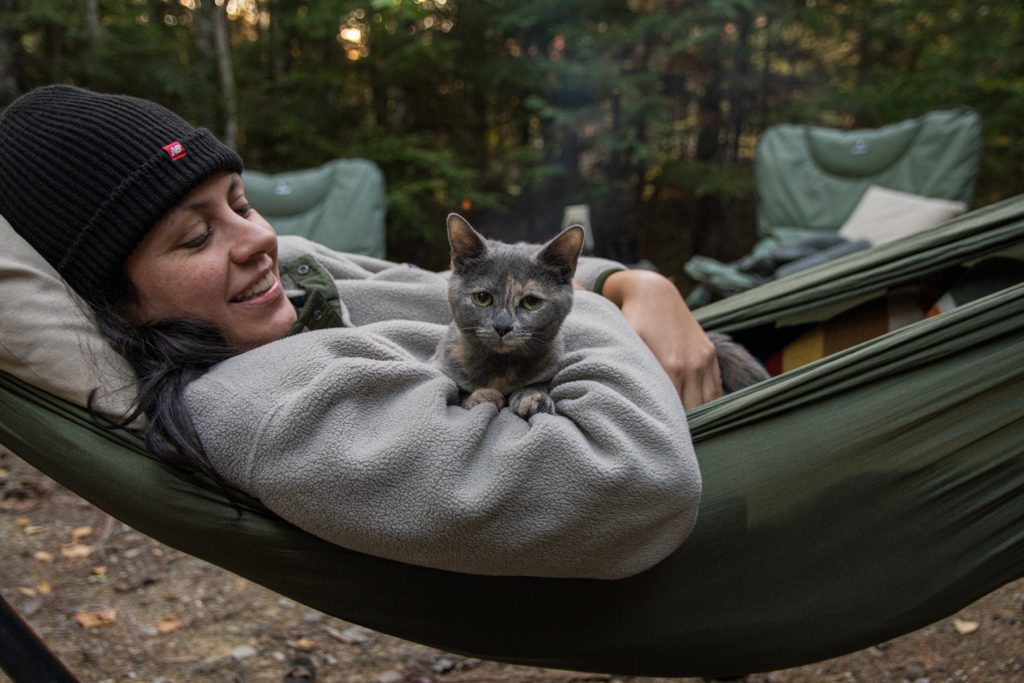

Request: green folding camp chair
left=686, top=108, right=983, bottom=303
left=243, top=158, right=387, bottom=258
left=2, top=193, right=1022, bottom=679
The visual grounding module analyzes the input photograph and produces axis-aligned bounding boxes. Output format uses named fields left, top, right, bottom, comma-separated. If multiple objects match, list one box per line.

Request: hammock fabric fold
left=2, top=197, right=1024, bottom=678
left=695, top=193, right=1024, bottom=331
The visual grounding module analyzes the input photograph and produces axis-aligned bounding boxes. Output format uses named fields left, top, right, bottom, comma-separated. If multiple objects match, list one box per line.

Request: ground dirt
left=1, top=446, right=1021, bottom=683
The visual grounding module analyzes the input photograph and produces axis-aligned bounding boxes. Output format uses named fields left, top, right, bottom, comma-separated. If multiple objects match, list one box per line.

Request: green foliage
left=3, top=0, right=1023, bottom=268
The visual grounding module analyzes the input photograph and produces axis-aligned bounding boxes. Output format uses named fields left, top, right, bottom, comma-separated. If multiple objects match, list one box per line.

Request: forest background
left=1, top=0, right=1022, bottom=275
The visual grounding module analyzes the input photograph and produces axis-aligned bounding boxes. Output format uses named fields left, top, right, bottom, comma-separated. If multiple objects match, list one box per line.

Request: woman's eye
left=472, top=291, right=493, bottom=306
left=234, top=197, right=253, bottom=217
left=521, top=295, right=542, bottom=310
left=182, top=228, right=212, bottom=249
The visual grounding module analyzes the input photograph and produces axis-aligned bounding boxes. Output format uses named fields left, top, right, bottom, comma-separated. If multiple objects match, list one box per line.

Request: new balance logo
left=162, top=141, right=186, bottom=161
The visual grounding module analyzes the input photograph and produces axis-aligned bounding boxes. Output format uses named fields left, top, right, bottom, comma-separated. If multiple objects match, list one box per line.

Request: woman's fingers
left=678, top=342, right=723, bottom=410
left=701, top=353, right=724, bottom=407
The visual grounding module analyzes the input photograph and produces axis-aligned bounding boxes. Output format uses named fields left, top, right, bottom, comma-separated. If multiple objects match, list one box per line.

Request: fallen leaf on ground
left=288, top=637, right=317, bottom=651
left=34, top=551, right=54, bottom=563
left=36, top=580, right=52, bottom=595
left=76, top=608, right=117, bottom=628
left=71, top=526, right=93, bottom=542
left=18, top=587, right=36, bottom=597
left=954, top=618, right=979, bottom=635
left=23, top=525, right=45, bottom=535
left=0, top=498, right=39, bottom=512
left=324, top=625, right=352, bottom=643
left=61, top=543, right=95, bottom=559
left=325, top=625, right=375, bottom=645
left=157, top=615, right=183, bottom=634
left=0, top=482, right=52, bottom=511
left=231, top=645, right=258, bottom=660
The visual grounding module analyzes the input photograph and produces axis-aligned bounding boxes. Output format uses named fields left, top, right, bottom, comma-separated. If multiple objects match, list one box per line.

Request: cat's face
left=445, top=214, right=583, bottom=356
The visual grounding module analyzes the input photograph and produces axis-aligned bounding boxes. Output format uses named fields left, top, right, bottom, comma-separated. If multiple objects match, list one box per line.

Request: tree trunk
left=729, top=6, right=752, bottom=162
left=693, top=70, right=724, bottom=258
left=81, top=0, right=102, bottom=80
left=211, top=1, right=239, bottom=150
left=758, top=5, right=774, bottom=132
left=44, top=22, right=63, bottom=82
left=195, top=2, right=214, bottom=61
left=0, top=0, right=19, bottom=105
left=84, top=0, right=100, bottom=44
left=193, top=0, right=217, bottom=123
left=267, top=0, right=285, bottom=82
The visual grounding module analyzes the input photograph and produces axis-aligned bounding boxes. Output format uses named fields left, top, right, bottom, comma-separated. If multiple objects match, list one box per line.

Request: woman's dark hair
left=86, top=273, right=239, bottom=484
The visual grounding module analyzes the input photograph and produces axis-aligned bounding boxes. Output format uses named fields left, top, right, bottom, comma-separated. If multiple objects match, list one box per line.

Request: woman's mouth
left=232, top=272, right=276, bottom=303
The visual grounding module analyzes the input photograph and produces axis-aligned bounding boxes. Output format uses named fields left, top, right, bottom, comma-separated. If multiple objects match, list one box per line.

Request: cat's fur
left=433, top=214, right=769, bottom=418
left=707, top=331, right=771, bottom=394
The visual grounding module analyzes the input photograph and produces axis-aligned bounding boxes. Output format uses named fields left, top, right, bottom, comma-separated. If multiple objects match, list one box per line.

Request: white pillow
left=0, top=215, right=136, bottom=418
left=838, top=185, right=966, bottom=245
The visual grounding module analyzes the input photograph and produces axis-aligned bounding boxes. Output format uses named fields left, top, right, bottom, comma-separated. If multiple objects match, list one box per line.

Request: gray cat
left=433, top=213, right=769, bottom=418
left=433, top=213, right=581, bottom=418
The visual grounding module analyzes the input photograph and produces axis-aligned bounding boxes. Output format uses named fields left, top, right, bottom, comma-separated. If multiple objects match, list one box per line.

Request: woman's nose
left=228, top=215, right=275, bottom=264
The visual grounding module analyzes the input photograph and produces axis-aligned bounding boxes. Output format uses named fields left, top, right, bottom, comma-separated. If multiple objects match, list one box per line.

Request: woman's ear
left=105, top=270, right=147, bottom=325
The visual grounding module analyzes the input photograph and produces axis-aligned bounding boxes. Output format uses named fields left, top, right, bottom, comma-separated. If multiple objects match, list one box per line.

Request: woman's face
left=124, top=171, right=298, bottom=349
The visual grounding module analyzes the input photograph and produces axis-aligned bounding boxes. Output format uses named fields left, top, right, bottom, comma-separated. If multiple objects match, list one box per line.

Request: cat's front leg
left=464, top=387, right=505, bottom=410
left=509, top=386, right=556, bottom=418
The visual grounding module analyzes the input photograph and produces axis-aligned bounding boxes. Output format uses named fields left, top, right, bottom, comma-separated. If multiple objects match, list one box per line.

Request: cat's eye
left=472, top=291, right=493, bottom=306
left=520, top=295, right=543, bottom=310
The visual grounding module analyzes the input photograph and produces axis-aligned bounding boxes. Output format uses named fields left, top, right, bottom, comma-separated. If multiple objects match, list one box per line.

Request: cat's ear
left=536, top=225, right=584, bottom=278
left=447, top=213, right=488, bottom=264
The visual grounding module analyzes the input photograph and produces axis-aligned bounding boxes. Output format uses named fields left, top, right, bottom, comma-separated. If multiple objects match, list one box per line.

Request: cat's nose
left=493, top=324, right=513, bottom=338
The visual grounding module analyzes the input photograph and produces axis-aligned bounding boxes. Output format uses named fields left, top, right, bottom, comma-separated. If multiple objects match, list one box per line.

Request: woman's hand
left=600, top=270, right=723, bottom=409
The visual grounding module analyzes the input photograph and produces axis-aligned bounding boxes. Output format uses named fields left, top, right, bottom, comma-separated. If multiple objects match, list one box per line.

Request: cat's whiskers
left=522, top=335, right=549, bottom=350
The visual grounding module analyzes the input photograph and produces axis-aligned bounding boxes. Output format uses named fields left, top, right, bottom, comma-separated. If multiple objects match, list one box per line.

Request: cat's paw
left=464, top=387, right=505, bottom=410
left=509, top=389, right=556, bottom=418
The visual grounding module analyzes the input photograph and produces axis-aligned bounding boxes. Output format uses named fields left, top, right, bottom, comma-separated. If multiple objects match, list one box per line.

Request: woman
left=0, top=85, right=717, bottom=579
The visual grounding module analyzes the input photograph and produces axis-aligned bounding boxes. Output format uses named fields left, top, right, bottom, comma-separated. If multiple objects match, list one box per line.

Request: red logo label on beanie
left=163, top=141, right=187, bottom=161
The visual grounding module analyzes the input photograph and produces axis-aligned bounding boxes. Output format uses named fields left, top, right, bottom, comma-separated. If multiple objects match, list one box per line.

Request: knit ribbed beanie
left=0, top=85, right=243, bottom=303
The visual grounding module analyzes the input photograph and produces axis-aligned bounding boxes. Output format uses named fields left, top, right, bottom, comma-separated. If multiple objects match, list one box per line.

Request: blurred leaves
left=3, top=0, right=1023, bottom=268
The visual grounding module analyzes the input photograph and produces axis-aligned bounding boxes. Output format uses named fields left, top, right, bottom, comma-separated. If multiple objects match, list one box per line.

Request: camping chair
left=685, top=108, right=983, bottom=304
left=2, top=195, right=1023, bottom=680
left=243, top=158, right=387, bottom=258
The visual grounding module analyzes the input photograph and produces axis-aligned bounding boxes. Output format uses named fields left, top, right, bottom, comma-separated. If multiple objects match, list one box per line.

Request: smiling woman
left=123, top=172, right=298, bottom=349
left=0, top=84, right=709, bottom=580
left=0, top=87, right=288, bottom=479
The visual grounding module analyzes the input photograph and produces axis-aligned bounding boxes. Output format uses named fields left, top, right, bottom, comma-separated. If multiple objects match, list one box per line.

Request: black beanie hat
left=0, top=85, right=243, bottom=303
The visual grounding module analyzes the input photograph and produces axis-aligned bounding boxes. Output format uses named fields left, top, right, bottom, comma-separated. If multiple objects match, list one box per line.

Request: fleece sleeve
left=185, top=293, right=700, bottom=579
left=574, top=256, right=627, bottom=293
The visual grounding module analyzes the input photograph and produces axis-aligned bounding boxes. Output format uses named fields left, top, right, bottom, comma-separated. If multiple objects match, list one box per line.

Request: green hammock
left=2, top=197, right=1023, bottom=678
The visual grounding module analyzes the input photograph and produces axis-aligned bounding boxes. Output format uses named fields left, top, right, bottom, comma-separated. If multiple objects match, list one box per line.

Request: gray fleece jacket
left=184, top=235, right=702, bottom=579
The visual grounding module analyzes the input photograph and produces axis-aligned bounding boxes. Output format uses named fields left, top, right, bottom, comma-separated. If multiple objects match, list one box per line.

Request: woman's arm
left=600, top=269, right=723, bottom=409
left=184, top=293, right=700, bottom=579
